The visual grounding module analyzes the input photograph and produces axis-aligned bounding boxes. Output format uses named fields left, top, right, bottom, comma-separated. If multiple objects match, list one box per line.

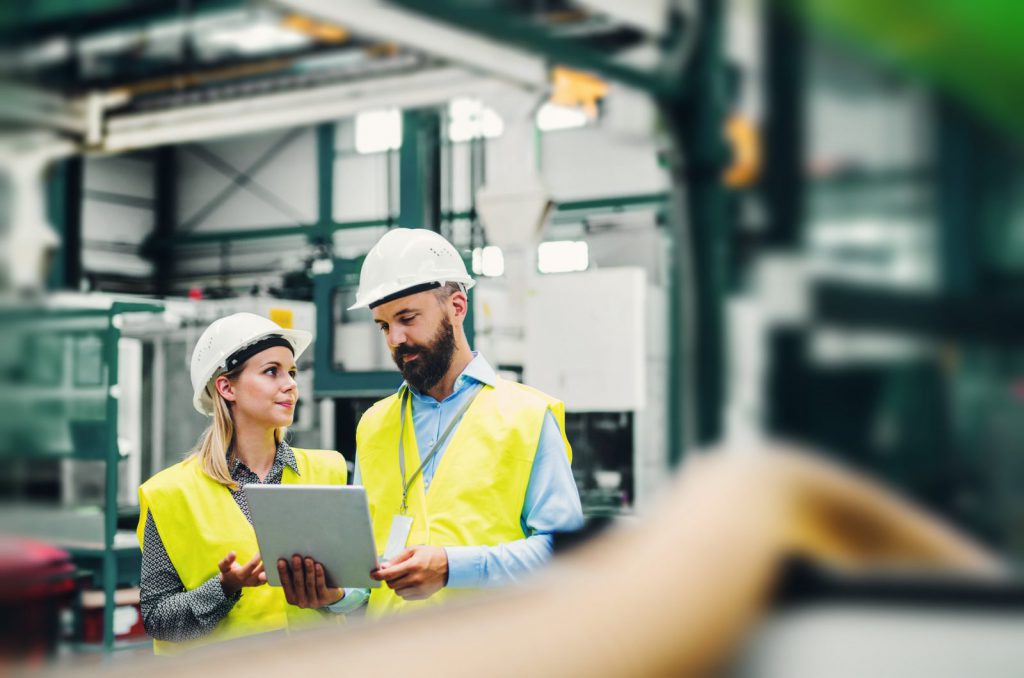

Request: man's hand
left=218, top=551, right=266, bottom=597
left=278, top=555, right=345, bottom=609
left=371, top=545, right=448, bottom=601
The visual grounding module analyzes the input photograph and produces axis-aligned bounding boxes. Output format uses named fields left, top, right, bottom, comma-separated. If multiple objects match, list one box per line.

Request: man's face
left=372, top=291, right=456, bottom=393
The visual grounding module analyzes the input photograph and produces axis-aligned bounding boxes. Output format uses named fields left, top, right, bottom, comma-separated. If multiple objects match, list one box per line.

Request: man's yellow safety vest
left=137, top=448, right=347, bottom=655
left=356, top=378, right=571, bottom=617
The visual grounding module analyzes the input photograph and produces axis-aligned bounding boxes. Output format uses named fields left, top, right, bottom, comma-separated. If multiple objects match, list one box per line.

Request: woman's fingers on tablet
left=290, top=555, right=309, bottom=607
left=242, top=552, right=262, bottom=572
left=218, top=551, right=236, bottom=573
left=314, top=562, right=326, bottom=593
left=303, top=557, right=317, bottom=601
left=251, top=561, right=265, bottom=583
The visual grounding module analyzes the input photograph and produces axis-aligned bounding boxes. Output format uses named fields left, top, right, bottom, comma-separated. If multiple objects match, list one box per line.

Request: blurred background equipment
left=1, top=0, right=1024, bottom=669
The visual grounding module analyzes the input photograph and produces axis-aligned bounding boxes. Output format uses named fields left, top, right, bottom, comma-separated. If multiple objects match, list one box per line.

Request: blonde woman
left=137, top=313, right=350, bottom=654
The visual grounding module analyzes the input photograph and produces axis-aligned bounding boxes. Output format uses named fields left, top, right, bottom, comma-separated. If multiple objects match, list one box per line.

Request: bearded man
left=321, top=228, right=583, bottom=618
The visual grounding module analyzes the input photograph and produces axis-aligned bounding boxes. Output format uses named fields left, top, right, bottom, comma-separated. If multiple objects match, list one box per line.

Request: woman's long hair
left=191, top=368, right=286, bottom=490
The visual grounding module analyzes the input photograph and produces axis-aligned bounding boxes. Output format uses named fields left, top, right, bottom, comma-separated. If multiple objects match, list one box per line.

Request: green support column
left=662, top=0, right=731, bottom=459
left=935, top=99, right=1021, bottom=299
left=46, top=156, right=83, bottom=290
left=102, top=308, right=121, bottom=654
left=763, top=6, right=806, bottom=250
left=152, top=147, right=176, bottom=296
left=399, top=109, right=441, bottom=231
left=314, top=123, right=336, bottom=246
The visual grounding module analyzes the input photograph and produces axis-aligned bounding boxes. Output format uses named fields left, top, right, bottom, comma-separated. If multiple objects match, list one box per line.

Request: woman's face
left=220, top=345, right=298, bottom=430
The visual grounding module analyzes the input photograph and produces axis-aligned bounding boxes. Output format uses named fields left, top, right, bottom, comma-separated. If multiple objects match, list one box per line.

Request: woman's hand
left=218, top=551, right=267, bottom=597
left=278, top=555, right=345, bottom=609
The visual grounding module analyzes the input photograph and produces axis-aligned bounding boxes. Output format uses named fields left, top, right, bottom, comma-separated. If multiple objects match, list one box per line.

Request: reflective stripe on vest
left=137, top=447, right=348, bottom=655
left=356, top=378, right=571, bottom=617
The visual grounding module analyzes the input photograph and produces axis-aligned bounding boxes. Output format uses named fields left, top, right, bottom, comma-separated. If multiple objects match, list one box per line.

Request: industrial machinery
left=524, top=267, right=668, bottom=514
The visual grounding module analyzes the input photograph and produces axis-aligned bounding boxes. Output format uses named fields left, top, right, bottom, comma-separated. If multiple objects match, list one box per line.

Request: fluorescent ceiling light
left=355, top=108, right=402, bottom=154
left=448, top=97, right=504, bottom=142
left=538, top=240, right=589, bottom=273
left=203, top=22, right=310, bottom=55
left=472, top=246, right=505, bottom=277
left=536, top=102, right=588, bottom=132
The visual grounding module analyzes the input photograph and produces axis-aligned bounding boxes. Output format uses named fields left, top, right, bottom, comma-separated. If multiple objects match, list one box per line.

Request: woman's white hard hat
left=348, top=228, right=475, bottom=311
left=190, top=312, right=312, bottom=416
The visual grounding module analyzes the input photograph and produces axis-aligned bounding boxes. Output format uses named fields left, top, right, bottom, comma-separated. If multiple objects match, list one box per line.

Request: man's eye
left=378, top=324, right=388, bottom=333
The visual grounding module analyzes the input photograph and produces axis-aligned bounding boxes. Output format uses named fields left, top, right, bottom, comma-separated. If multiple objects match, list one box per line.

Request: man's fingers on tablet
left=378, top=558, right=415, bottom=581
left=385, top=573, right=414, bottom=590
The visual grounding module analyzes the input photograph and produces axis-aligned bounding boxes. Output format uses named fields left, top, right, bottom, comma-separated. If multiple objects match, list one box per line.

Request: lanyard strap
left=398, top=382, right=484, bottom=514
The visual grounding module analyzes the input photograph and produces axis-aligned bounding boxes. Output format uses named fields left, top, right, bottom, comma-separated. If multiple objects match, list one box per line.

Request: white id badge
left=382, top=514, right=414, bottom=562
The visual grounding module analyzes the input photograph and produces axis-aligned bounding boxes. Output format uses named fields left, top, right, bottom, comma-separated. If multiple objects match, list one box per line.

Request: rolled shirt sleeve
left=446, top=410, right=584, bottom=588
left=324, top=587, right=370, bottom=614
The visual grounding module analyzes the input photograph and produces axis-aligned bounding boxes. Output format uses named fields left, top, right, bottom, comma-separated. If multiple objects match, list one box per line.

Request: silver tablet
left=243, top=484, right=381, bottom=589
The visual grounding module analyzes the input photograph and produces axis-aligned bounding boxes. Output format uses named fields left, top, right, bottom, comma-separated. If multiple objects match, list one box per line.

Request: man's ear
left=214, top=374, right=237, bottom=403
left=449, top=290, right=468, bottom=321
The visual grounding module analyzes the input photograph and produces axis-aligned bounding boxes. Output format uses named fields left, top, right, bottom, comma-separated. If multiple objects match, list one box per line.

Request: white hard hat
left=348, top=228, right=475, bottom=311
left=190, top=312, right=312, bottom=416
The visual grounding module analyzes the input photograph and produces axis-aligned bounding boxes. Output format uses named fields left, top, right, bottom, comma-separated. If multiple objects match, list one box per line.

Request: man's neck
left=424, top=345, right=474, bottom=402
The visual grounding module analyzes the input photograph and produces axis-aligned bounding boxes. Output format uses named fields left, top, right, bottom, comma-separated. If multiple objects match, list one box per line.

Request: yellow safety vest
left=137, top=447, right=348, bottom=655
left=356, top=378, right=571, bottom=617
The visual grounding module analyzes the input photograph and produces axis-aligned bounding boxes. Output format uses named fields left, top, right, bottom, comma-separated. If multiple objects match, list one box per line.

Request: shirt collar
left=228, top=441, right=300, bottom=477
left=404, top=352, right=497, bottom=400
left=276, top=442, right=300, bottom=475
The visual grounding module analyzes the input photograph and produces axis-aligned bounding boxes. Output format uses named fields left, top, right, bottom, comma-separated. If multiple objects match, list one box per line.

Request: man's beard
left=392, top=316, right=456, bottom=394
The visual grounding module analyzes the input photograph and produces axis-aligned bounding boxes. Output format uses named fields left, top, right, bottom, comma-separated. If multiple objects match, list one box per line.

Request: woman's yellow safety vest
left=137, top=447, right=347, bottom=655
left=356, top=378, right=571, bottom=617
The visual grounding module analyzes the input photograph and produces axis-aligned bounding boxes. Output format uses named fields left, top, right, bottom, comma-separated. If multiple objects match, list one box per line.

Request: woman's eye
left=265, top=367, right=276, bottom=375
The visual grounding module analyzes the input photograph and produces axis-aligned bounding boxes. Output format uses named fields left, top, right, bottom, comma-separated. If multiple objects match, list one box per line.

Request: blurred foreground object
left=87, top=444, right=1010, bottom=677
left=0, top=536, right=76, bottom=666
left=788, top=0, right=1024, bottom=140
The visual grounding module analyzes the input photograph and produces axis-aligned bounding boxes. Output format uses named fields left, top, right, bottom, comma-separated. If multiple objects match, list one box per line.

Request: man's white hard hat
left=190, top=312, right=312, bottom=416
left=348, top=228, right=475, bottom=311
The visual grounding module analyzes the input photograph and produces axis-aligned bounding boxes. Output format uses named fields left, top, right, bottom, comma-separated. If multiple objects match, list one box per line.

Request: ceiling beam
left=101, top=65, right=502, bottom=151
left=277, top=0, right=548, bottom=90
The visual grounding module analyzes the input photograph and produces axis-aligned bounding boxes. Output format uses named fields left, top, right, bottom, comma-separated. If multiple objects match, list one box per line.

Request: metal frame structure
left=376, top=0, right=731, bottom=460
left=3, top=300, right=164, bottom=653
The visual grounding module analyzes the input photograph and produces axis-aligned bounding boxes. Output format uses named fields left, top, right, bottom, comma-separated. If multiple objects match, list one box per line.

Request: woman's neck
left=232, top=424, right=278, bottom=481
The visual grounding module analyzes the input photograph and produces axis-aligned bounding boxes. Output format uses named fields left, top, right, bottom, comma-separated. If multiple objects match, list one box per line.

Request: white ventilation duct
left=0, top=133, right=77, bottom=294
left=474, top=88, right=552, bottom=251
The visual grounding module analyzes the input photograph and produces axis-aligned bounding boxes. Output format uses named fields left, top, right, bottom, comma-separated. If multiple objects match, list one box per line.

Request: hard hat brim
left=348, top=277, right=476, bottom=311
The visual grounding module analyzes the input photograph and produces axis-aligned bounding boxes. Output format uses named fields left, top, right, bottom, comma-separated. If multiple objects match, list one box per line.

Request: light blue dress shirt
left=328, top=353, right=583, bottom=613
